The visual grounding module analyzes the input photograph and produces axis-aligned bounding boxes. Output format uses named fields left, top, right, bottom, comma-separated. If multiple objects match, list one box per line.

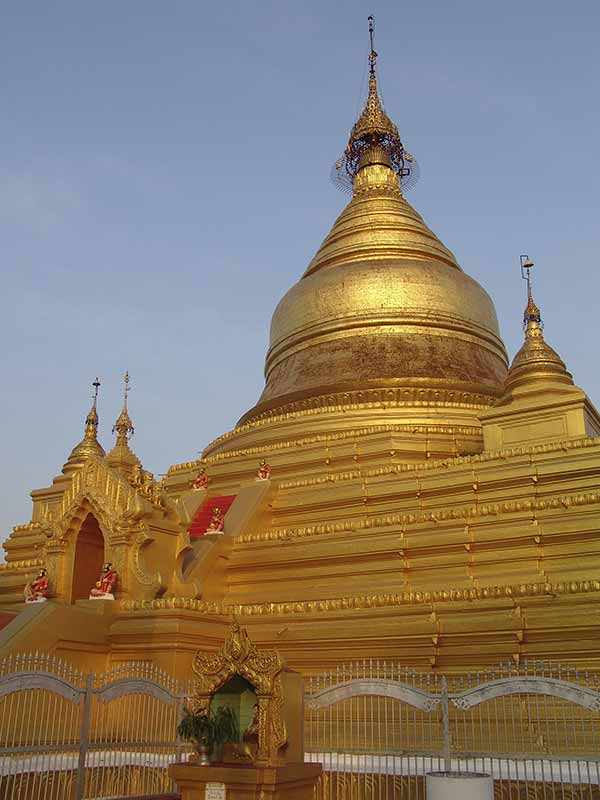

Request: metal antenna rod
left=520, top=254, right=534, bottom=297
left=368, top=15, right=377, bottom=75
left=123, top=370, right=131, bottom=405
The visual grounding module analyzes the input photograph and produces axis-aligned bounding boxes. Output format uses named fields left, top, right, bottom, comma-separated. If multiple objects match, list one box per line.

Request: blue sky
left=1, top=0, right=599, bottom=547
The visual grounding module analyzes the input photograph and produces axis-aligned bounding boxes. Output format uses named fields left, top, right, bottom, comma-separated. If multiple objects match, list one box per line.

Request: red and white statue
left=89, top=562, right=118, bottom=600
left=192, top=468, right=209, bottom=491
left=256, top=459, right=272, bottom=481
left=206, top=507, right=225, bottom=534
left=24, top=568, right=49, bottom=603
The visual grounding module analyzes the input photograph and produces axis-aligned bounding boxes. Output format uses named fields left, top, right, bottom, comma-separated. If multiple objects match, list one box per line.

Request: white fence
left=1, top=654, right=599, bottom=799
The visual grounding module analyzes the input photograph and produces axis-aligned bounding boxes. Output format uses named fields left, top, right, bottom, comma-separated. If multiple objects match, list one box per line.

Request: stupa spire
left=351, top=16, right=398, bottom=146
left=62, top=377, right=106, bottom=473
left=482, top=255, right=600, bottom=448
left=504, top=256, right=572, bottom=391
left=83, top=377, right=101, bottom=441
left=521, top=255, right=542, bottom=332
left=112, top=370, right=135, bottom=446
left=105, top=371, right=141, bottom=476
left=332, top=16, right=415, bottom=197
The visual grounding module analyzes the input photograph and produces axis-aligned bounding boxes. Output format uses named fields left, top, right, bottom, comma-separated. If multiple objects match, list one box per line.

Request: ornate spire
left=349, top=17, right=399, bottom=145
left=332, top=16, right=416, bottom=195
left=105, top=371, right=141, bottom=476
left=505, top=256, right=572, bottom=391
left=521, top=255, right=542, bottom=331
left=83, top=377, right=101, bottom=440
left=112, top=370, right=135, bottom=446
left=63, top=378, right=106, bottom=473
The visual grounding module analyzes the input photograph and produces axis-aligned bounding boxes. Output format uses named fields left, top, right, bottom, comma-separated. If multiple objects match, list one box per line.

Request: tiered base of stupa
left=2, top=415, right=599, bottom=679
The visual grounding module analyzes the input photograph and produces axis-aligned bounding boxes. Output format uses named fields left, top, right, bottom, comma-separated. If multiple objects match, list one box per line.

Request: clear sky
left=1, top=0, right=599, bottom=549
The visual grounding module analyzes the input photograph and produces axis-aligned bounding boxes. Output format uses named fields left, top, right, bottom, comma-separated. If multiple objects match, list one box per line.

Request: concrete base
left=426, top=771, right=493, bottom=800
left=169, top=762, right=322, bottom=800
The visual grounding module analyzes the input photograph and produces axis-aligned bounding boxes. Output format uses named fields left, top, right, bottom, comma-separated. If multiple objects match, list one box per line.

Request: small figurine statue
left=24, top=568, right=49, bottom=603
left=192, top=468, right=209, bottom=491
left=256, top=459, right=271, bottom=481
left=206, top=507, right=225, bottom=534
left=142, top=470, right=154, bottom=496
left=89, top=562, right=118, bottom=600
left=151, top=483, right=163, bottom=506
left=130, top=463, right=143, bottom=489
left=245, top=702, right=259, bottom=737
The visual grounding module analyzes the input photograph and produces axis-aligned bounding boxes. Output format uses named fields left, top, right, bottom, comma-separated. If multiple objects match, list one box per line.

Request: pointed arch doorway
left=71, top=513, right=105, bottom=602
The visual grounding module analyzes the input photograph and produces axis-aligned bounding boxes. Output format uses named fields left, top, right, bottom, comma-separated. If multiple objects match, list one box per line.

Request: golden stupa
left=1, top=29, right=600, bottom=678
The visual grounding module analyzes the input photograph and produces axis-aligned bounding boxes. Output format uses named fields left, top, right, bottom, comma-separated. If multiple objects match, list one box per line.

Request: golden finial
left=520, top=255, right=542, bottom=333
left=350, top=16, right=396, bottom=144
left=112, top=371, right=134, bottom=445
left=84, top=377, right=101, bottom=439
left=332, top=16, right=416, bottom=194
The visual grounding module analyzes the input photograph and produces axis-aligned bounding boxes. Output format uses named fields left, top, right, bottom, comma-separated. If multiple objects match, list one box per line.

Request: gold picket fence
left=305, top=659, right=600, bottom=800
left=0, top=653, right=193, bottom=800
left=1, top=653, right=599, bottom=799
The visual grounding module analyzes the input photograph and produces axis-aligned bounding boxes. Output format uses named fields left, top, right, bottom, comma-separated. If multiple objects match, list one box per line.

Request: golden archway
left=71, top=512, right=105, bottom=602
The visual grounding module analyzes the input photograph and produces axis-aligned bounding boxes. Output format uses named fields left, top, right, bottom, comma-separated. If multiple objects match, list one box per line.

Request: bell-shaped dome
left=239, top=158, right=507, bottom=425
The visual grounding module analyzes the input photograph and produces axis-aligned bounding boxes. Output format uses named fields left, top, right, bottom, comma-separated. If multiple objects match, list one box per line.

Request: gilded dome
left=238, top=158, right=508, bottom=426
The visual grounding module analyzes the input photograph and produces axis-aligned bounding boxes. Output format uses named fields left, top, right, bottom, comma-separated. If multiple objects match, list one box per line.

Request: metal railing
left=0, top=652, right=193, bottom=800
left=305, top=660, right=600, bottom=800
left=1, top=653, right=599, bottom=799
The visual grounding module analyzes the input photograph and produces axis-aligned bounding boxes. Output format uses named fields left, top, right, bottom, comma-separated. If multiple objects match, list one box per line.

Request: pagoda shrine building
left=1, top=32, right=600, bottom=678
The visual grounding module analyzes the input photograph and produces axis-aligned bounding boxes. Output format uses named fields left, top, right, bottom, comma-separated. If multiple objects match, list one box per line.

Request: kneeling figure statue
left=205, top=507, right=225, bottom=534
left=24, top=568, right=49, bottom=603
left=89, top=562, right=118, bottom=600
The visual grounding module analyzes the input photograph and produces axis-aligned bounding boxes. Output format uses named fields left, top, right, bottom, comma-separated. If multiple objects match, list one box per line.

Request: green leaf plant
left=177, top=703, right=240, bottom=756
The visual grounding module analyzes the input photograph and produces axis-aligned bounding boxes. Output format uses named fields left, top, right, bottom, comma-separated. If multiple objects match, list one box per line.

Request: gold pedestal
left=169, top=762, right=322, bottom=800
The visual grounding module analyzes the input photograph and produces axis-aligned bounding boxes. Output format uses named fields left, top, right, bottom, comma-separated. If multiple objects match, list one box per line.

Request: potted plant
left=177, top=703, right=239, bottom=764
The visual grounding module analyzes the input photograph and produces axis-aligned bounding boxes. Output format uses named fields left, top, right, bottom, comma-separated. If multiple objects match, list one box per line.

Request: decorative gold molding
left=0, top=558, right=44, bottom=572
left=169, top=423, right=484, bottom=474
left=170, top=432, right=599, bottom=480
left=237, top=488, right=600, bottom=544
left=208, top=389, right=495, bottom=454
left=241, top=386, right=499, bottom=427
left=122, top=576, right=600, bottom=617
